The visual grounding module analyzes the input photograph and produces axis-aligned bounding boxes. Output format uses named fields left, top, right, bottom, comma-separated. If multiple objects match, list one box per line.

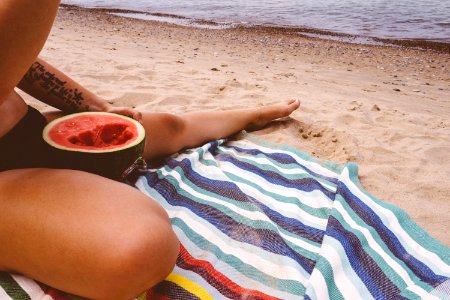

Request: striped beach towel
left=1, top=138, right=449, bottom=299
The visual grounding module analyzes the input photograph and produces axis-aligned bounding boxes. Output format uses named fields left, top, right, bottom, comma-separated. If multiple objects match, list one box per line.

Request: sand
left=23, top=6, right=450, bottom=247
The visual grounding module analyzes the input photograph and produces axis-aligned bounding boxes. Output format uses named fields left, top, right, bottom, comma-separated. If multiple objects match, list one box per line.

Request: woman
left=0, top=1, right=300, bottom=299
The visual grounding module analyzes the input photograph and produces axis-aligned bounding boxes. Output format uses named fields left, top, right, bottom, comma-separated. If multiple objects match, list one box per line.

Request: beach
left=25, top=5, right=450, bottom=246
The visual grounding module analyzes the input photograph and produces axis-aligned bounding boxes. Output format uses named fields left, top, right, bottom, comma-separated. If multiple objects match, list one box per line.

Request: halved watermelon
left=43, top=112, right=146, bottom=180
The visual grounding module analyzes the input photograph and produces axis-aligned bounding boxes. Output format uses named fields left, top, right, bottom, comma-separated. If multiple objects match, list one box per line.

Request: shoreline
left=60, top=4, right=450, bottom=53
left=30, top=5, right=450, bottom=246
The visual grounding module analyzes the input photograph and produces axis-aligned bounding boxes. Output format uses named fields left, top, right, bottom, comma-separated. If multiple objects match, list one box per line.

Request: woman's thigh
left=0, top=168, right=179, bottom=299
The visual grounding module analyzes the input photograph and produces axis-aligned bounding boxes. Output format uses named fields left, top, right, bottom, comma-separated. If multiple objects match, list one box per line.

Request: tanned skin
left=0, top=1, right=300, bottom=299
left=19, top=59, right=89, bottom=112
left=0, top=0, right=60, bottom=100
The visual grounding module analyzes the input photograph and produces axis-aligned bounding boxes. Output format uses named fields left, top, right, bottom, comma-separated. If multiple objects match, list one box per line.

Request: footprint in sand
left=363, top=146, right=404, bottom=164
left=347, top=100, right=362, bottom=111
left=160, top=95, right=192, bottom=106
left=225, top=78, right=244, bottom=88
left=115, top=64, right=137, bottom=71
left=243, top=82, right=267, bottom=91
left=134, top=85, right=157, bottom=90
left=112, top=92, right=159, bottom=106
left=119, top=75, right=143, bottom=81
left=388, top=132, right=408, bottom=143
left=424, top=147, right=450, bottom=165
left=83, top=74, right=121, bottom=83
left=205, top=86, right=227, bottom=94
left=375, top=114, right=394, bottom=125
left=139, top=70, right=156, bottom=79
left=224, top=79, right=268, bottom=92
left=242, top=93, right=265, bottom=100
left=335, top=114, right=358, bottom=126
left=96, top=90, right=117, bottom=99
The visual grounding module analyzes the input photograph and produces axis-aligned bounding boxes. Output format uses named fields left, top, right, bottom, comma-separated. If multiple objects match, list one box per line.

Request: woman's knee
left=143, top=113, right=188, bottom=159
left=159, top=113, right=187, bottom=142
left=162, top=113, right=185, bottom=130
left=0, top=169, right=179, bottom=299
left=76, top=180, right=179, bottom=298
left=63, top=187, right=179, bottom=299
left=93, top=213, right=179, bottom=299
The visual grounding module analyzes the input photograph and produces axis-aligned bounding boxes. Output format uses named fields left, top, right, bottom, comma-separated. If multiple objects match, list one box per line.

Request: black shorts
left=0, top=106, right=55, bottom=172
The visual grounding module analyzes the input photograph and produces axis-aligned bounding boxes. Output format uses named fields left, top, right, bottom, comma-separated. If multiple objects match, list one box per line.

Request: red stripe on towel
left=177, top=244, right=281, bottom=300
left=38, top=283, right=72, bottom=300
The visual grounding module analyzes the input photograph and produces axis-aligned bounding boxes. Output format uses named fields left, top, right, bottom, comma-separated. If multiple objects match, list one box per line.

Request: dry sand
left=24, top=6, right=450, bottom=246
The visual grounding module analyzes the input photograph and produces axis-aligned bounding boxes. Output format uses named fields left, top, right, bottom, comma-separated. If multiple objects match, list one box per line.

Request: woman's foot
left=246, top=99, right=300, bottom=131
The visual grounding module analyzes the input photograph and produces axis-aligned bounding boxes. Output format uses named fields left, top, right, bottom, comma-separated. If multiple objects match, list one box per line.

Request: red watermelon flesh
left=48, top=115, right=138, bottom=151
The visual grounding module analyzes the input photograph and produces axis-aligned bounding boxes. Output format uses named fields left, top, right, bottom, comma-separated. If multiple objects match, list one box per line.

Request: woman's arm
left=0, top=0, right=60, bottom=101
left=18, top=58, right=110, bottom=112
left=17, top=58, right=141, bottom=120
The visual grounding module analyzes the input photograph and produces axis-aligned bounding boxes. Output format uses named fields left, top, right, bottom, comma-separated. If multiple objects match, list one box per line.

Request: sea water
left=62, top=0, right=450, bottom=42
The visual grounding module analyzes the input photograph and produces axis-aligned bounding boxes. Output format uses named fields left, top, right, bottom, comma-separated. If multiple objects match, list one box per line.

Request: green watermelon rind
left=42, top=112, right=146, bottom=181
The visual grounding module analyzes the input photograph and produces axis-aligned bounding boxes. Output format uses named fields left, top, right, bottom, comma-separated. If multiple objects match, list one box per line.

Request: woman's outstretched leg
left=142, top=99, right=300, bottom=161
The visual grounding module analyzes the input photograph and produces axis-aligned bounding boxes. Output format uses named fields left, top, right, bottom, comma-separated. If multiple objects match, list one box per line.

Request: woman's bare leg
left=0, top=168, right=179, bottom=300
left=43, top=99, right=300, bottom=161
left=142, top=99, right=300, bottom=160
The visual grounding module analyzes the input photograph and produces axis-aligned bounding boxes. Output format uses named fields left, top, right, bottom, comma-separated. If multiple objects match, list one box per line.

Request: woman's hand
left=105, top=106, right=143, bottom=123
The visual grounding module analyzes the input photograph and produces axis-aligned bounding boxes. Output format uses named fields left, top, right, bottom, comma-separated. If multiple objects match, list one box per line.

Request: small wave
left=110, top=12, right=234, bottom=30
left=396, top=18, right=426, bottom=24
left=297, top=32, right=388, bottom=46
